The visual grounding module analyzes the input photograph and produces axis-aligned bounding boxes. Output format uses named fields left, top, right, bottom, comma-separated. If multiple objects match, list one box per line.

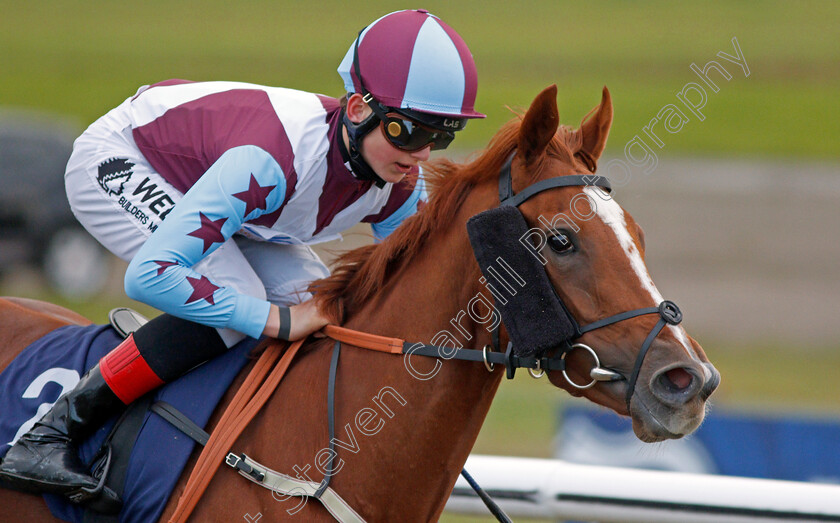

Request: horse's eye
left=548, top=232, right=574, bottom=254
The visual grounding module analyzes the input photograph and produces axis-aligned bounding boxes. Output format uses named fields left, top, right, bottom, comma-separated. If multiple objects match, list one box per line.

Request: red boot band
left=100, top=334, right=165, bottom=404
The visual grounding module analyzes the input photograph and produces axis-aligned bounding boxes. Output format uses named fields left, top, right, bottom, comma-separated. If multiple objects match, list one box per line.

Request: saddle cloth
left=0, top=323, right=258, bottom=523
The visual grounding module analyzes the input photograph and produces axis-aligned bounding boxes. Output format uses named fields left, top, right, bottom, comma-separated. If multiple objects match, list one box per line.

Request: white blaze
left=583, top=187, right=699, bottom=361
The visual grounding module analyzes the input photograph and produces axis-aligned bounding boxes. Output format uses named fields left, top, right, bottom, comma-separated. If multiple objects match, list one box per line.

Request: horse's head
left=487, top=85, right=719, bottom=442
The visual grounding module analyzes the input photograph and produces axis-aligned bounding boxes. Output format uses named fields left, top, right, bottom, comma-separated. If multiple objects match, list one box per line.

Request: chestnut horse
left=0, top=85, right=718, bottom=522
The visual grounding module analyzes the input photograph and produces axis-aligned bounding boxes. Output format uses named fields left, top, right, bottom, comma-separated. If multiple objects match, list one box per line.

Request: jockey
left=0, top=9, right=484, bottom=503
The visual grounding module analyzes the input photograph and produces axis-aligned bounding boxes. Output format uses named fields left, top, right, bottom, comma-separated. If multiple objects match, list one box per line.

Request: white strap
left=227, top=453, right=366, bottom=523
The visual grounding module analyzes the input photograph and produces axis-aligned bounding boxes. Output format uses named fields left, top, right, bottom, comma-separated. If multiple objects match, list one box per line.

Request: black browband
left=497, top=153, right=612, bottom=206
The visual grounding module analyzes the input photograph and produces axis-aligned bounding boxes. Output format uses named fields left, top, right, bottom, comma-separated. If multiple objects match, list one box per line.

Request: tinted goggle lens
left=380, top=115, right=455, bottom=152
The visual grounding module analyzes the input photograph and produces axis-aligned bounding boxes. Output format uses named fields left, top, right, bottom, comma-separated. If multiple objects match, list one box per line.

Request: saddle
left=0, top=310, right=259, bottom=523
left=47, top=311, right=505, bottom=522
left=79, top=309, right=258, bottom=523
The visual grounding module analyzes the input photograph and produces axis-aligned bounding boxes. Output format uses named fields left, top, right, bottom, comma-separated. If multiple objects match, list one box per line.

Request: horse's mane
left=310, top=118, right=583, bottom=323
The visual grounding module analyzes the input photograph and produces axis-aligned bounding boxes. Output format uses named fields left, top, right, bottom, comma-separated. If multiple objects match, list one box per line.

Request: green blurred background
left=2, top=1, right=837, bottom=157
left=2, top=2, right=839, bottom=520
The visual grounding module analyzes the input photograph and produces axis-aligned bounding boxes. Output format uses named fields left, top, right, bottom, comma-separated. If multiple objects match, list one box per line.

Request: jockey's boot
left=0, top=314, right=228, bottom=501
left=0, top=363, right=122, bottom=496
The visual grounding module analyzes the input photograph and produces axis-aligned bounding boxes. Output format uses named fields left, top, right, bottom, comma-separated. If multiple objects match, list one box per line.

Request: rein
left=322, top=292, right=683, bottom=410
left=165, top=330, right=513, bottom=523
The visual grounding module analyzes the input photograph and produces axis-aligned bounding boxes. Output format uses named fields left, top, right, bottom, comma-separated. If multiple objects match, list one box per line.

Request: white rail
left=445, top=455, right=840, bottom=522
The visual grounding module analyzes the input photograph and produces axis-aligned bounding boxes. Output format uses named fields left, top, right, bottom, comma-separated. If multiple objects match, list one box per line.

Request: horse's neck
left=332, top=221, right=505, bottom=518
left=348, top=191, right=501, bottom=342
left=168, top=206, right=508, bottom=521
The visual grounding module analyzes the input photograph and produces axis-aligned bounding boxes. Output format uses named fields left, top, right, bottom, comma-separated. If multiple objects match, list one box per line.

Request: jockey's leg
left=0, top=314, right=227, bottom=498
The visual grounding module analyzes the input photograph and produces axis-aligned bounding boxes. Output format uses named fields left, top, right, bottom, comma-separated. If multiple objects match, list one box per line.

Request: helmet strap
left=340, top=106, right=387, bottom=188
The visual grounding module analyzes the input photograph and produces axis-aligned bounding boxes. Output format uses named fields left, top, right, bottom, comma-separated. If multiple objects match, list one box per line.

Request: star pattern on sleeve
left=153, top=260, right=179, bottom=276
left=185, top=275, right=220, bottom=305
left=232, top=174, right=276, bottom=217
left=187, top=212, right=228, bottom=253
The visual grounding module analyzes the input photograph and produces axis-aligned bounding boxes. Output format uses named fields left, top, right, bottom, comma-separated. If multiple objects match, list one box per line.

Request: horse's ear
left=518, top=84, right=560, bottom=162
left=575, top=86, right=613, bottom=168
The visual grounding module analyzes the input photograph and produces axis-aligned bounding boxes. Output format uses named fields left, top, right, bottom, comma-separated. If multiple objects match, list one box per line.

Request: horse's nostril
left=651, top=365, right=712, bottom=407
left=650, top=366, right=704, bottom=407
left=661, top=367, right=694, bottom=392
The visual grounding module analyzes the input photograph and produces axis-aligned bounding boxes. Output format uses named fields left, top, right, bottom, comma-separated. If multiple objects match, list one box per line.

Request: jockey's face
left=344, top=93, right=432, bottom=184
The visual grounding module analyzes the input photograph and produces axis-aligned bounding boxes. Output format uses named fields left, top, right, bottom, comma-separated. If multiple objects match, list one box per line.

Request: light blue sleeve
left=124, top=145, right=287, bottom=339
left=370, top=176, right=427, bottom=242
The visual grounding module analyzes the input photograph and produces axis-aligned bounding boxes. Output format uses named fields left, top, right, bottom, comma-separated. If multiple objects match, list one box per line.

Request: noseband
left=472, top=154, right=685, bottom=409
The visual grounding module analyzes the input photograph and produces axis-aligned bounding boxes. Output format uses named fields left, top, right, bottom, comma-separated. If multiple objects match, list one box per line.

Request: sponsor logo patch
left=132, top=177, right=175, bottom=219
left=97, top=158, right=135, bottom=196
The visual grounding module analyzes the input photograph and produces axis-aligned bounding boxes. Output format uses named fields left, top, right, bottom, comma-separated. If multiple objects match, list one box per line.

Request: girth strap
left=151, top=401, right=209, bottom=446
left=84, top=394, right=154, bottom=521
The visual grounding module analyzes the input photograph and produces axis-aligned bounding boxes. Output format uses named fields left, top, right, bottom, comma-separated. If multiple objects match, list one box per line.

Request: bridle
left=306, top=155, right=687, bottom=521
left=475, top=153, right=685, bottom=410
left=319, top=153, right=685, bottom=410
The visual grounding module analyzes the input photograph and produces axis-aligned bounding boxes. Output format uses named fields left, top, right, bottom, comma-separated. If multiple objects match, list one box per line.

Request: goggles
left=364, top=94, right=455, bottom=152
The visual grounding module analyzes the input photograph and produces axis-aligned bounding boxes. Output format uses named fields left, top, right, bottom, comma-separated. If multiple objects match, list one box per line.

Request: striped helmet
left=337, top=9, right=485, bottom=129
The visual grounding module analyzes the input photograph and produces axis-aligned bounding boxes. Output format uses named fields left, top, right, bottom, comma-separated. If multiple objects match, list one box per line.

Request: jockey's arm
left=124, top=145, right=286, bottom=340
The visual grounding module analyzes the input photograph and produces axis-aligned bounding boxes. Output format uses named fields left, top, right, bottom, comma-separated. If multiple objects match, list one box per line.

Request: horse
left=0, top=84, right=719, bottom=522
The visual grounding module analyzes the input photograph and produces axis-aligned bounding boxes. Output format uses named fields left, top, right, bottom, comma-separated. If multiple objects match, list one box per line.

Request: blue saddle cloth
left=0, top=323, right=258, bottom=523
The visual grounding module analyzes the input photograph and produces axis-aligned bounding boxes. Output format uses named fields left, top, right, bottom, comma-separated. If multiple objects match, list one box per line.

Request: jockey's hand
left=286, top=300, right=330, bottom=341
left=262, top=300, right=329, bottom=340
